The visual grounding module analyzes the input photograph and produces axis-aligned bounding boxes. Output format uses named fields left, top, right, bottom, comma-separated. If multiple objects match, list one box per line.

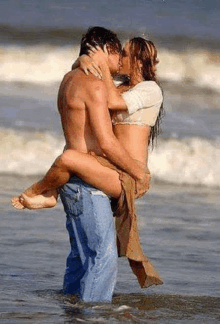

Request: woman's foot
left=11, top=197, right=25, bottom=209
left=20, top=192, right=58, bottom=209
left=11, top=190, right=58, bottom=210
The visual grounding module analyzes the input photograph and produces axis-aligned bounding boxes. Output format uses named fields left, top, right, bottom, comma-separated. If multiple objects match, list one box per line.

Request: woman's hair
left=128, top=37, right=164, bottom=147
left=79, top=26, right=122, bottom=56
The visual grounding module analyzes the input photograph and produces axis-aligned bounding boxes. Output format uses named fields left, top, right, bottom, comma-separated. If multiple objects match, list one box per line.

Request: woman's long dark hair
left=129, top=37, right=164, bottom=147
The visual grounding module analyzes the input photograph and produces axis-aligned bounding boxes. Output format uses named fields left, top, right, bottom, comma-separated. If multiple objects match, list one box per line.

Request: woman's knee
left=55, top=149, right=77, bottom=171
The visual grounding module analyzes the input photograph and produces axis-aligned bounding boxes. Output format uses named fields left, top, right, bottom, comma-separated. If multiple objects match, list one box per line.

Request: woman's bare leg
left=12, top=150, right=121, bottom=209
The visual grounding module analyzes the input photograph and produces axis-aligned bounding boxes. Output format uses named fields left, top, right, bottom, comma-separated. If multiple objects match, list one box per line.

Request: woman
left=12, top=37, right=163, bottom=210
left=12, top=37, right=164, bottom=288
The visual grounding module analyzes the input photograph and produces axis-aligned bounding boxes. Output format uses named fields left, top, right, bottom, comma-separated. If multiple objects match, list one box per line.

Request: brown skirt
left=91, top=153, right=163, bottom=288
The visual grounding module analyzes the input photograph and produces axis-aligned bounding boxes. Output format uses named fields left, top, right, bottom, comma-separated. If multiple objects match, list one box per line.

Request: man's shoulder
left=59, top=70, right=106, bottom=105
left=61, top=69, right=86, bottom=83
left=65, top=69, right=104, bottom=89
left=80, top=71, right=103, bottom=85
left=78, top=73, right=106, bottom=96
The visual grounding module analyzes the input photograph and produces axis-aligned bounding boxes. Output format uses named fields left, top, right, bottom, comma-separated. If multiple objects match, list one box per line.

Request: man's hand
left=135, top=170, right=151, bottom=198
left=133, top=161, right=151, bottom=198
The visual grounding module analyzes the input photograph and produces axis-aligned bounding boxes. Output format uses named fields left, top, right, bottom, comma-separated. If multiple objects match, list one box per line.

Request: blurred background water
left=0, top=0, right=220, bottom=323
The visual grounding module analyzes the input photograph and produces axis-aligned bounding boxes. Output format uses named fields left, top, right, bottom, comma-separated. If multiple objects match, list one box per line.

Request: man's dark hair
left=79, top=26, right=122, bottom=56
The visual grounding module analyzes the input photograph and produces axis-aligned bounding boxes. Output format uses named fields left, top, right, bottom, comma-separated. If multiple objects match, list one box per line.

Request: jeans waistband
left=68, top=176, right=108, bottom=197
left=68, top=176, right=93, bottom=187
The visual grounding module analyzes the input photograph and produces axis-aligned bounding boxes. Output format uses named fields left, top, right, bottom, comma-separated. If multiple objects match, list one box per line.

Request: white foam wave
left=158, top=48, right=220, bottom=92
left=1, top=128, right=65, bottom=175
left=0, top=45, right=77, bottom=84
left=0, top=44, right=220, bottom=92
left=1, top=128, right=220, bottom=187
left=149, top=137, right=220, bottom=187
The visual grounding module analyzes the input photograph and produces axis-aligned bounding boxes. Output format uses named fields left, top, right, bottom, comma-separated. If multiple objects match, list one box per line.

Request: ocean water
left=1, top=0, right=220, bottom=322
left=1, top=177, right=220, bottom=323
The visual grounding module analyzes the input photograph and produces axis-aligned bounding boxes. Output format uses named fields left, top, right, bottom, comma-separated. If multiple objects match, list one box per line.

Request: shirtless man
left=41, top=27, right=147, bottom=302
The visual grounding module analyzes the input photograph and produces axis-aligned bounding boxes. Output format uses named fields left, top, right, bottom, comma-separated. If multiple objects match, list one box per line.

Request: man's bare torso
left=57, top=68, right=150, bottom=183
left=58, top=68, right=103, bottom=155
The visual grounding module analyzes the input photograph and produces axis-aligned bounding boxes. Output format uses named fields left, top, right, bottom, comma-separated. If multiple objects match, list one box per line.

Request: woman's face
left=119, top=42, right=131, bottom=75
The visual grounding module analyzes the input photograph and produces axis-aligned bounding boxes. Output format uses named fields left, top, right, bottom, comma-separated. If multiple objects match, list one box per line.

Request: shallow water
left=1, top=175, right=219, bottom=323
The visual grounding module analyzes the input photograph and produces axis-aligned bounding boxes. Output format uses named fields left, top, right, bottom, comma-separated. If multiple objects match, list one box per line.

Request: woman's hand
left=87, top=45, right=108, bottom=67
left=79, top=45, right=108, bottom=79
left=78, top=54, right=102, bottom=79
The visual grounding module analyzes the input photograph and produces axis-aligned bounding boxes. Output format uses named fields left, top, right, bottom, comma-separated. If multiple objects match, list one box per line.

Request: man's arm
left=86, top=78, right=145, bottom=181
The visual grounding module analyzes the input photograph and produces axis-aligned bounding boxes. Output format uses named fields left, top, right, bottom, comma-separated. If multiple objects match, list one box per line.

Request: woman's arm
left=93, top=49, right=127, bottom=110
left=72, top=55, right=102, bottom=79
left=101, top=67, right=128, bottom=110
left=78, top=48, right=128, bottom=111
left=71, top=59, right=79, bottom=70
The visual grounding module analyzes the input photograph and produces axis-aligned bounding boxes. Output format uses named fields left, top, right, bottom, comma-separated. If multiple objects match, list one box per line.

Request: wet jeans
left=59, top=176, right=118, bottom=302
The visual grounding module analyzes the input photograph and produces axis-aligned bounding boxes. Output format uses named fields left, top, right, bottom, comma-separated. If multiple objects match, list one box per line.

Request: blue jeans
left=59, top=176, right=118, bottom=302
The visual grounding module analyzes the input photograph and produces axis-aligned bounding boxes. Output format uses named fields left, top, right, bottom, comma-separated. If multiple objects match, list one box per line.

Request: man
left=10, top=26, right=149, bottom=300
left=57, top=27, right=148, bottom=302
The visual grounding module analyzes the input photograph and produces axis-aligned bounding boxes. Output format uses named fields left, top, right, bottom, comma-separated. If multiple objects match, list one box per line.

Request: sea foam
left=1, top=128, right=64, bottom=175
left=0, top=44, right=220, bottom=92
left=2, top=128, right=220, bottom=187
left=149, top=137, right=220, bottom=187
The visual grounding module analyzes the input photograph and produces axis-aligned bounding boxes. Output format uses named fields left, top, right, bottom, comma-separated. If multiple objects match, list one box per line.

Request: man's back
left=58, top=68, right=103, bottom=155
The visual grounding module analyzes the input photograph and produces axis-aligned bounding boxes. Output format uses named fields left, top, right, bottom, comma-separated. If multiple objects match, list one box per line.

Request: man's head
left=79, top=26, right=122, bottom=75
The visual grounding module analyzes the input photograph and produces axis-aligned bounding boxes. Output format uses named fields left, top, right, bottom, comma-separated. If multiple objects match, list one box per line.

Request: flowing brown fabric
left=91, top=153, right=163, bottom=288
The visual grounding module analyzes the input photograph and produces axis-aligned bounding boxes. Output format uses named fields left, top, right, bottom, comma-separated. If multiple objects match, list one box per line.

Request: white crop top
left=112, top=81, right=163, bottom=127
